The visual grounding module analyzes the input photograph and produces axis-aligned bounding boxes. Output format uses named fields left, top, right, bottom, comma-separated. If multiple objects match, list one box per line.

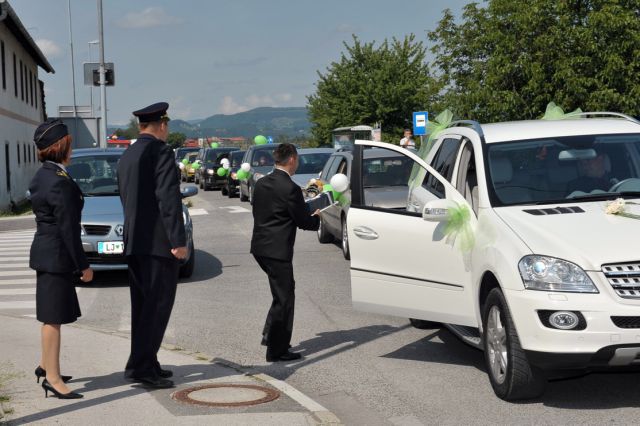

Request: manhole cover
left=172, top=384, right=280, bottom=407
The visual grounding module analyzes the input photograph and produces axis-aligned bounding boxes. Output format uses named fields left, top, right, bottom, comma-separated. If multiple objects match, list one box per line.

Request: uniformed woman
left=29, top=119, right=93, bottom=399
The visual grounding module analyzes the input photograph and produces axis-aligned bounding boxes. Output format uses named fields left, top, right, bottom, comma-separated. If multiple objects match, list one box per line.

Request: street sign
left=267, top=136, right=274, bottom=144
left=413, top=111, right=428, bottom=136
left=83, top=62, right=115, bottom=86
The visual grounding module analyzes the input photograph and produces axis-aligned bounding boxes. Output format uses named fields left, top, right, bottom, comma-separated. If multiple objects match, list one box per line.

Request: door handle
left=353, top=226, right=379, bottom=240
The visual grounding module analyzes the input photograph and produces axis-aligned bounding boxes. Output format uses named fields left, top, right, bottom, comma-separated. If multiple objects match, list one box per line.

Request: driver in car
left=566, top=152, right=613, bottom=194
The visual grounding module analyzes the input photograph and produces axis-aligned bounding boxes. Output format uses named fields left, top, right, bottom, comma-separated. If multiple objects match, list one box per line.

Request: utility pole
left=67, top=0, right=78, bottom=142
left=97, top=0, right=107, bottom=148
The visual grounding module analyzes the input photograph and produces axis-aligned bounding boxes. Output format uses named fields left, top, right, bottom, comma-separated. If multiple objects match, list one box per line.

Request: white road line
left=0, top=288, right=36, bottom=295
left=0, top=257, right=29, bottom=261
left=0, top=278, right=36, bottom=285
left=188, top=208, right=208, bottom=216
left=0, top=270, right=35, bottom=277
left=0, top=239, right=35, bottom=243
left=0, top=232, right=35, bottom=236
left=23, top=314, right=37, bottom=318
left=253, top=373, right=332, bottom=414
left=0, top=301, right=36, bottom=309
left=219, top=206, right=251, bottom=214
left=0, top=263, right=29, bottom=268
left=0, top=247, right=32, bottom=253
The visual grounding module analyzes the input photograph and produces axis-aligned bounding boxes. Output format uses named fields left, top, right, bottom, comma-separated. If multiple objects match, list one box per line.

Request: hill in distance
left=169, top=106, right=310, bottom=138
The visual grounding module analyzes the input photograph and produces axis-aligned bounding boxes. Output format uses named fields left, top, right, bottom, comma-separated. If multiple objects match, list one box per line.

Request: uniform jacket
left=251, top=168, right=319, bottom=261
left=29, top=162, right=89, bottom=273
left=117, top=133, right=186, bottom=259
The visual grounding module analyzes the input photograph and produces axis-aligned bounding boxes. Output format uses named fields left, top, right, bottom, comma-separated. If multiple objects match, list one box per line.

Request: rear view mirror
left=558, top=149, right=596, bottom=161
left=181, top=186, right=198, bottom=199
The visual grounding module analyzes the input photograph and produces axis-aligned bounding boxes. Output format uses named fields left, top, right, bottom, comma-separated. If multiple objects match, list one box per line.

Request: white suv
left=346, top=113, right=640, bottom=400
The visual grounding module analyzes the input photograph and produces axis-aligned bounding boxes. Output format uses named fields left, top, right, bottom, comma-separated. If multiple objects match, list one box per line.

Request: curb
left=69, top=322, right=342, bottom=425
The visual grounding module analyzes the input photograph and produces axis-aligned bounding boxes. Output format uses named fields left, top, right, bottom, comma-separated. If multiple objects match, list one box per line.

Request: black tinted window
left=424, top=138, right=462, bottom=197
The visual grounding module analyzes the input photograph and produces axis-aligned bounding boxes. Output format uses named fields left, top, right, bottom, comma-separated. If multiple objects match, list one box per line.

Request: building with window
left=0, top=0, right=54, bottom=212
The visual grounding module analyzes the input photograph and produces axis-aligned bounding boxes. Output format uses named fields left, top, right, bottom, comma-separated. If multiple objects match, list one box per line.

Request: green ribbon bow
left=409, top=109, right=454, bottom=189
left=443, top=203, right=475, bottom=253
left=541, top=102, right=582, bottom=120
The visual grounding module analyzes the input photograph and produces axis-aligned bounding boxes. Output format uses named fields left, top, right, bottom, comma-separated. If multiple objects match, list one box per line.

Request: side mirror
left=181, top=186, right=198, bottom=199
left=422, top=199, right=452, bottom=222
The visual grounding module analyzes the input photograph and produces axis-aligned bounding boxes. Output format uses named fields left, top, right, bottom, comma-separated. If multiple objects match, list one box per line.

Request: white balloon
left=330, top=173, right=349, bottom=193
left=221, top=158, right=230, bottom=165
left=222, top=163, right=230, bottom=170
left=178, top=163, right=185, bottom=170
left=241, top=162, right=251, bottom=172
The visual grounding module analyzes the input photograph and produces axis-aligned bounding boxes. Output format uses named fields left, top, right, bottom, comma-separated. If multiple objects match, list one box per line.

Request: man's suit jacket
left=29, top=162, right=89, bottom=273
left=251, top=168, right=319, bottom=261
left=117, top=133, right=186, bottom=259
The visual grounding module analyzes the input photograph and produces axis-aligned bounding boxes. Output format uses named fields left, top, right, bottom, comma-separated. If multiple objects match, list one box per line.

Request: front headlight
left=518, top=255, right=598, bottom=293
left=207, top=169, right=214, bottom=175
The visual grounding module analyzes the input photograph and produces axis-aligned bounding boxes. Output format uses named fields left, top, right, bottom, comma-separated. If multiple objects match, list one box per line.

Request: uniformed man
left=117, top=102, right=187, bottom=389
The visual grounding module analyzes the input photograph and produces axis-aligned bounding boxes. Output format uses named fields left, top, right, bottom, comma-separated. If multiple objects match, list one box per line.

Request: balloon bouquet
left=237, top=135, right=268, bottom=181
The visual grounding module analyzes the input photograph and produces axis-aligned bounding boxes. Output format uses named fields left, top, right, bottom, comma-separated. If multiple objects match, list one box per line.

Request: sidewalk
left=0, top=315, right=340, bottom=425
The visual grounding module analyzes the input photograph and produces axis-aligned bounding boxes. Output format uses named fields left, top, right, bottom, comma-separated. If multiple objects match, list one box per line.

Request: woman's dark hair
left=38, top=134, right=72, bottom=163
left=273, top=143, right=297, bottom=165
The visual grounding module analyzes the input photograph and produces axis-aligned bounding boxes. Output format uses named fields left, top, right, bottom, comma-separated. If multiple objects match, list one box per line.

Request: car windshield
left=363, top=156, right=413, bottom=187
left=251, top=149, right=276, bottom=167
left=206, top=150, right=231, bottom=162
left=175, top=148, right=198, bottom=161
left=486, top=133, right=640, bottom=206
left=68, top=155, right=120, bottom=196
left=297, top=153, right=331, bottom=174
left=230, top=152, right=244, bottom=167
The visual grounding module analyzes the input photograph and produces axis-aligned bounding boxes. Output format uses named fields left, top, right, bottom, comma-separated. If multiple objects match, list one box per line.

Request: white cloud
left=35, top=39, right=62, bottom=59
left=117, top=7, right=184, bottom=29
left=275, top=93, right=293, bottom=103
left=219, top=96, right=248, bottom=115
left=246, top=95, right=275, bottom=108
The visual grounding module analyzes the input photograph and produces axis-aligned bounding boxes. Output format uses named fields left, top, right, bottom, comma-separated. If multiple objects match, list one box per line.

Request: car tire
left=179, top=241, right=195, bottom=278
left=240, top=185, right=249, bottom=202
left=341, top=215, right=350, bottom=260
left=221, top=185, right=228, bottom=196
left=482, top=287, right=546, bottom=401
left=409, top=318, right=438, bottom=329
left=227, top=185, right=234, bottom=198
left=248, top=184, right=254, bottom=205
left=317, top=217, right=333, bottom=243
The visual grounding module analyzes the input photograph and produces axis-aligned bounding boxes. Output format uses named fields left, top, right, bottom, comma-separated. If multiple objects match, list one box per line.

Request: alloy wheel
left=486, top=305, right=508, bottom=384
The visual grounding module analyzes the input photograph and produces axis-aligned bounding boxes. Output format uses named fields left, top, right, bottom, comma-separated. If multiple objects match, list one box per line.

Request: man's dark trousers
left=254, top=255, right=295, bottom=357
left=125, top=255, right=179, bottom=377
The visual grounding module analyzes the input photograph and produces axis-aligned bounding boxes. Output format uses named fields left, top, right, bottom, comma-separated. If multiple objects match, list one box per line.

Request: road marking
left=0, top=263, right=29, bottom=268
left=0, top=288, right=36, bottom=295
left=0, top=300, right=36, bottom=309
left=0, top=238, right=35, bottom=243
left=0, top=257, right=29, bottom=261
left=188, top=208, right=208, bottom=216
left=219, top=206, right=251, bottom=214
left=23, top=314, right=36, bottom=318
left=0, top=278, right=36, bottom=285
left=0, top=270, right=35, bottom=277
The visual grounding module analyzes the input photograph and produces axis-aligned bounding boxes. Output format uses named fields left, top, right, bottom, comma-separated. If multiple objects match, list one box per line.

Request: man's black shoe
left=266, top=351, right=302, bottom=362
left=157, top=368, right=173, bottom=378
left=130, top=375, right=174, bottom=389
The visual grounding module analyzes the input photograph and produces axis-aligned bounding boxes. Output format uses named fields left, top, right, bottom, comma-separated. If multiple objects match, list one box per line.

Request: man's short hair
left=404, top=129, right=412, bottom=133
left=273, top=143, right=297, bottom=165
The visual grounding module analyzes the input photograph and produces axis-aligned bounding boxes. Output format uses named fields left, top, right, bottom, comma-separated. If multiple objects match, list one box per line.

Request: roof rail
left=565, top=112, right=640, bottom=124
left=447, top=120, right=485, bottom=140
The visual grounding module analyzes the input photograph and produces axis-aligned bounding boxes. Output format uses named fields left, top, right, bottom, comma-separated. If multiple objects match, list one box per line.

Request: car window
left=251, top=150, right=274, bottom=167
left=425, top=138, right=462, bottom=198
left=68, top=155, right=120, bottom=196
left=455, top=140, right=478, bottom=214
left=297, top=153, right=332, bottom=174
left=361, top=147, right=414, bottom=210
left=320, top=157, right=336, bottom=181
left=336, top=158, right=348, bottom=176
left=230, top=152, right=245, bottom=167
left=325, top=155, right=343, bottom=179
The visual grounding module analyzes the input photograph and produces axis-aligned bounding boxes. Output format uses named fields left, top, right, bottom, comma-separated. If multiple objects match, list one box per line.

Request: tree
left=428, top=0, right=640, bottom=122
left=167, top=132, right=186, bottom=149
left=114, top=117, right=139, bottom=140
left=307, top=35, right=438, bottom=146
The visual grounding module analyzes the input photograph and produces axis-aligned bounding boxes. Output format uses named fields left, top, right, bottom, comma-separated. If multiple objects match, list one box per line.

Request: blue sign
left=267, top=136, right=274, bottom=144
left=412, top=111, right=428, bottom=136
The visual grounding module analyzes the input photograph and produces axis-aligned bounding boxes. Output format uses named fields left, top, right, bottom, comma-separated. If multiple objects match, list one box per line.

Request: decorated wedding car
left=344, top=109, right=640, bottom=400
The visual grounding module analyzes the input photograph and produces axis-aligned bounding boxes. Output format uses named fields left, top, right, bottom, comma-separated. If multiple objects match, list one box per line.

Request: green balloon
left=210, top=142, right=219, bottom=148
left=217, top=167, right=227, bottom=177
left=254, top=135, right=267, bottom=145
left=236, top=169, right=249, bottom=180
left=181, top=158, right=189, bottom=165
left=192, top=162, right=201, bottom=170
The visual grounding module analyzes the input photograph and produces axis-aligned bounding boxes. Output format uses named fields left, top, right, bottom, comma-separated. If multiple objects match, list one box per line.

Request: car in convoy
left=346, top=112, right=640, bottom=400
left=315, top=148, right=412, bottom=259
left=195, top=147, right=239, bottom=191
left=67, top=148, right=197, bottom=278
left=174, top=146, right=200, bottom=167
left=239, top=143, right=280, bottom=204
left=223, top=150, right=246, bottom=197
left=289, top=147, right=334, bottom=189
left=180, top=151, right=199, bottom=182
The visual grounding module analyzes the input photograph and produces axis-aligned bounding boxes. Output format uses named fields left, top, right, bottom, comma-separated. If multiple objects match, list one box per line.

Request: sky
left=12, top=0, right=470, bottom=125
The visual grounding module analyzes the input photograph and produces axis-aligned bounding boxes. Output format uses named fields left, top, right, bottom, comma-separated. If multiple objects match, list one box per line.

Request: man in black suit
left=117, top=102, right=187, bottom=388
left=251, top=143, right=320, bottom=362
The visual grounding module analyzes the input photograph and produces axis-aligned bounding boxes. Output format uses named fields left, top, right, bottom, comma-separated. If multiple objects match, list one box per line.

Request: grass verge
left=0, top=200, right=32, bottom=217
left=0, top=363, right=20, bottom=420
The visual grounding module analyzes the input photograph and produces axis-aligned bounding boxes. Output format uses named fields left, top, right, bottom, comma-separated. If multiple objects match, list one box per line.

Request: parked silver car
left=68, top=149, right=197, bottom=278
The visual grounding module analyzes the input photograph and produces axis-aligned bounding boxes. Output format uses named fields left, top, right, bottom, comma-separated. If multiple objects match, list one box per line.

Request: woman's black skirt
left=36, top=271, right=81, bottom=324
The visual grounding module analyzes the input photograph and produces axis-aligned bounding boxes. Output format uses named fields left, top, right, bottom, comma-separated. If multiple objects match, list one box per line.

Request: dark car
left=223, top=150, right=246, bottom=197
left=239, top=144, right=281, bottom=204
left=174, top=147, right=200, bottom=167
left=195, top=147, right=239, bottom=191
left=67, top=148, right=198, bottom=278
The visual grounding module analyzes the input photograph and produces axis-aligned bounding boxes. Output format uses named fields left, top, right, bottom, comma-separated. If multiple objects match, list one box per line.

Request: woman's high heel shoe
left=35, top=366, right=72, bottom=384
left=42, top=379, right=83, bottom=399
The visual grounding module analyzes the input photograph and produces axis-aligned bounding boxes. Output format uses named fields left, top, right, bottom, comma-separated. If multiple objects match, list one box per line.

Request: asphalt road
left=8, top=186, right=640, bottom=424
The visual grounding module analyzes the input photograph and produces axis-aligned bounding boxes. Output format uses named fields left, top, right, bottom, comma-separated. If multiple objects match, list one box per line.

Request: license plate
left=98, top=241, right=124, bottom=254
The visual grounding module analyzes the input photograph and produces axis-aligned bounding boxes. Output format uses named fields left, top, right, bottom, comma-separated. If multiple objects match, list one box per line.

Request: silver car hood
left=82, top=196, right=124, bottom=221
left=291, top=173, right=320, bottom=188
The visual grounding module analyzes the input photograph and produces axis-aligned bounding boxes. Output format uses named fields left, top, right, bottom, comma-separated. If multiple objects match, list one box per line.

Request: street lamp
left=88, top=40, right=99, bottom=116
